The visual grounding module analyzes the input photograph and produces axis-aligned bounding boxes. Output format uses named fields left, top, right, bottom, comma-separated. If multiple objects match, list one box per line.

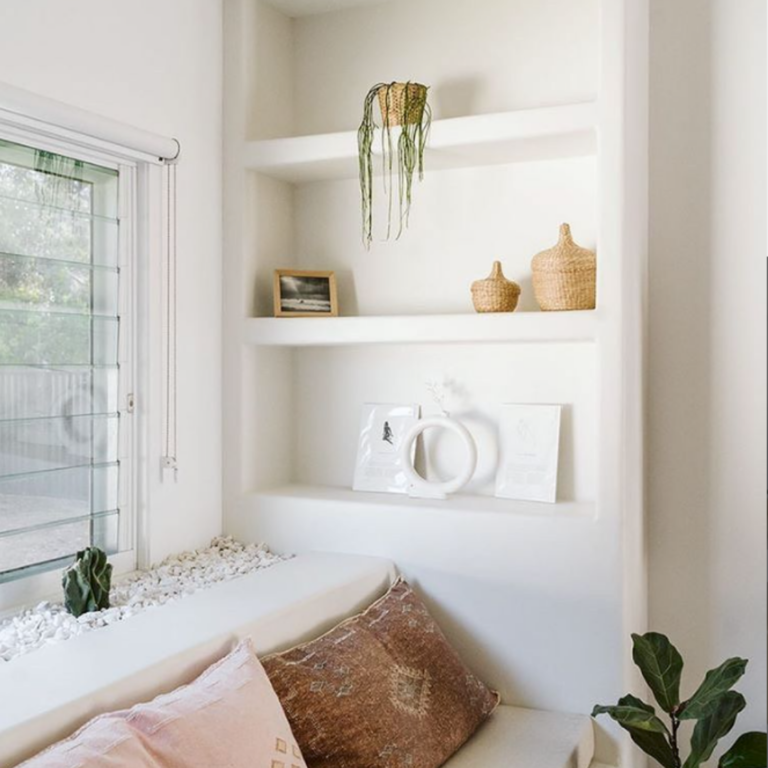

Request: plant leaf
left=619, top=694, right=658, bottom=715
left=683, top=691, right=746, bottom=768
left=592, top=702, right=670, bottom=734
left=680, top=658, right=748, bottom=721
left=616, top=695, right=677, bottom=768
left=719, top=732, right=767, bottom=768
left=632, top=632, right=684, bottom=713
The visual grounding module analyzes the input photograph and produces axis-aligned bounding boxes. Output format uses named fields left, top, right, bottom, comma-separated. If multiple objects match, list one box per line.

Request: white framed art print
left=353, top=403, right=419, bottom=494
left=495, top=404, right=562, bottom=503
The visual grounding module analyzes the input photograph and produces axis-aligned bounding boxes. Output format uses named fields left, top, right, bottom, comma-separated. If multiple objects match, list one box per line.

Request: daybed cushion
left=264, top=578, right=498, bottom=768
left=0, top=553, right=396, bottom=768
left=18, top=639, right=307, bottom=768
left=443, top=704, right=594, bottom=768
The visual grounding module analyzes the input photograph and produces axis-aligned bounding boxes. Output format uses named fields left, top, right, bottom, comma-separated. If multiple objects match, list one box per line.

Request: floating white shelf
left=248, top=484, right=596, bottom=521
left=245, top=102, right=598, bottom=183
left=243, top=310, right=598, bottom=347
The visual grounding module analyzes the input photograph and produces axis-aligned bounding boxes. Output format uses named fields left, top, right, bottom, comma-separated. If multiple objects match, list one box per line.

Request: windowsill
left=0, top=539, right=289, bottom=663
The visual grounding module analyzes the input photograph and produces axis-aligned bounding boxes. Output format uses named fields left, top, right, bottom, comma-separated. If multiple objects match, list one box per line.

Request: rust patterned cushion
left=262, top=578, right=499, bottom=768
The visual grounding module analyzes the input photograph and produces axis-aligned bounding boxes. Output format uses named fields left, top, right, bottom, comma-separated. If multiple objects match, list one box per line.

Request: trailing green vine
left=358, top=82, right=432, bottom=248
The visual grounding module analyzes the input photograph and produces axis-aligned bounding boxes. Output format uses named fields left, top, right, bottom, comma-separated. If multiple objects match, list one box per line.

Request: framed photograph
left=273, top=269, right=338, bottom=317
left=353, top=403, right=420, bottom=494
left=495, top=404, right=562, bottom=503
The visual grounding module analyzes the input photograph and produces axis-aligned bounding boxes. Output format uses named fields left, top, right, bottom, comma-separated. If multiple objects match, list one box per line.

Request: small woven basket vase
left=531, top=223, right=596, bottom=311
left=471, top=261, right=521, bottom=313
left=377, top=83, right=428, bottom=127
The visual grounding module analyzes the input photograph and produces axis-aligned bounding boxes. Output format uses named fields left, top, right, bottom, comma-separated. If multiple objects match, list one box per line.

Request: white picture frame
left=495, top=404, right=562, bottom=503
left=353, top=403, right=420, bottom=494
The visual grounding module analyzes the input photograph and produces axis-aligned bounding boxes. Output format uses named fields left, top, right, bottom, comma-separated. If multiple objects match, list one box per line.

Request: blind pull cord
left=161, top=147, right=179, bottom=481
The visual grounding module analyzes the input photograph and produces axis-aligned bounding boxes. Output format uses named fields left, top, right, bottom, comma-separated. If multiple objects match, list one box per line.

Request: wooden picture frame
left=273, top=269, right=338, bottom=318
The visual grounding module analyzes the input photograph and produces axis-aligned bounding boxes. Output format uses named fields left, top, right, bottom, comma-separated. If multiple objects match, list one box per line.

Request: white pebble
left=0, top=537, right=288, bottom=663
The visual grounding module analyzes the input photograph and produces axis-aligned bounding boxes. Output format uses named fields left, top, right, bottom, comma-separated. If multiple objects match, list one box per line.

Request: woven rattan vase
left=377, top=83, right=429, bottom=127
left=471, top=261, right=521, bottom=313
left=531, top=224, right=596, bottom=311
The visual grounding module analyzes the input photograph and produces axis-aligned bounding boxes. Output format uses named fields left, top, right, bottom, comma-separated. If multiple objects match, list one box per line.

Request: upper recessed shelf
left=244, top=102, right=598, bottom=183
left=243, top=311, right=598, bottom=347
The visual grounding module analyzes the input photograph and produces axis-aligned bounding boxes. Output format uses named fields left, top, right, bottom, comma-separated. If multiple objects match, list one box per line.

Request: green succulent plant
left=62, top=547, right=113, bottom=617
left=592, top=632, right=766, bottom=768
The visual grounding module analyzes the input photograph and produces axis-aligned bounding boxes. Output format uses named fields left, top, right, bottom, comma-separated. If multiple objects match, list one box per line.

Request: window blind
left=0, top=138, right=125, bottom=580
left=0, top=82, right=179, bottom=164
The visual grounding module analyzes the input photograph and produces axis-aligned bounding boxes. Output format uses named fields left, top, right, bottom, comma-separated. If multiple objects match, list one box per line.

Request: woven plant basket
left=471, top=261, right=521, bottom=313
left=377, top=83, right=429, bottom=127
left=531, top=224, right=596, bottom=311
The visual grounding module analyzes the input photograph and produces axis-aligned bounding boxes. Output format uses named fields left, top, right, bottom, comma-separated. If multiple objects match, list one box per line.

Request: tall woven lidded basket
left=531, top=224, right=596, bottom=311
left=377, top=83, right=429, bottom=127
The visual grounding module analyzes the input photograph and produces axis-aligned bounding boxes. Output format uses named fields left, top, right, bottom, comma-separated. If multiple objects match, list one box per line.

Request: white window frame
left=0, top=125, right=150, bottom=616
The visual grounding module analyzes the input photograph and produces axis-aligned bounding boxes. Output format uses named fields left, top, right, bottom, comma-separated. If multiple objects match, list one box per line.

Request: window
left=0, top=137, right=135, bottom=582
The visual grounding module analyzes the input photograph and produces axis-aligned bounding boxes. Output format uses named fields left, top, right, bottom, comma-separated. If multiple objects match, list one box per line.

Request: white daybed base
left=0, top=553, right=599, bottom=768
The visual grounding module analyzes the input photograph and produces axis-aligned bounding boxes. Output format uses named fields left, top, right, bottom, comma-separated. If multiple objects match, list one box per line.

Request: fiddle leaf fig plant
left=592, top=633, right=766, bottom=768
left=62, top=546, right=113, bottom=617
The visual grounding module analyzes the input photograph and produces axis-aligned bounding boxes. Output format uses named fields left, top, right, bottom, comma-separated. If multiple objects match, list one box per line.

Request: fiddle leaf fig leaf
left=619, top=694, right=657, bottom=715
left=616, top=695, right=677, bottom=768
left=680, top=658, right=748, bottom=721
left=591, top=701, right=670, bottom=734
left=719, top=732, right=767, bottom=768
left=632, top=632, right=684, bottom=713
left=683, top=691, right=746, bottom=768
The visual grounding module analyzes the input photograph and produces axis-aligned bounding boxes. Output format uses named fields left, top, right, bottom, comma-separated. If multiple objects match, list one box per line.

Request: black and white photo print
left=273, top=270, right=338, bottom=317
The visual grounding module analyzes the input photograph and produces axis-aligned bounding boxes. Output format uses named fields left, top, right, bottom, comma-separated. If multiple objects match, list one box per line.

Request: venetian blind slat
left=0, top=136, right=124, bottom=578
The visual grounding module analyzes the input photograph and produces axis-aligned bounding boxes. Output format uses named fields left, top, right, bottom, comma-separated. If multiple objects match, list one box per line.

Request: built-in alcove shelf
left=243, top=310, right=598, bottom=347
left=247, top=484, right=596, bottom=521
left=245, top=102, right=598, bottom=183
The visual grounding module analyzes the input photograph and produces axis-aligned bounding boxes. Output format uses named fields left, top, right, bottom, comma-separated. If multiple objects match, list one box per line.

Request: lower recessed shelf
left=245, top=484, right=595, bottom=520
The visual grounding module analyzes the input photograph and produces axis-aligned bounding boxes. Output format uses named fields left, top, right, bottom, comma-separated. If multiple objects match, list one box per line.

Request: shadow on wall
left=649, top=0, right=714, bottom=688
left=649, top=0, right=767, bottom=736
left=405, top=565, right=622, bottom=767
left=431, top=76, right=484, bottom=119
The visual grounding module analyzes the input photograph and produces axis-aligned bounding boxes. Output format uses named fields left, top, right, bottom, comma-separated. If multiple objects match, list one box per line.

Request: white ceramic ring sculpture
left=399, top=416, right=478, bottom=500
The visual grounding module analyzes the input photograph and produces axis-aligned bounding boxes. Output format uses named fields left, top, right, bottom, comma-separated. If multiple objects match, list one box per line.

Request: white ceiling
left=262, top=0, right=390, bottom=17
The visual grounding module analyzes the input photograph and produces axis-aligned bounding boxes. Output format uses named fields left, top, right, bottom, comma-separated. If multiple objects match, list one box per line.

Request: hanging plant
left=358, top=82, right=432, bottom=248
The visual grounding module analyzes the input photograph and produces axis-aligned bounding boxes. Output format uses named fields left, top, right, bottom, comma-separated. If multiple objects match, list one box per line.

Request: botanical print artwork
left=495, top=404, right=562, bottom=503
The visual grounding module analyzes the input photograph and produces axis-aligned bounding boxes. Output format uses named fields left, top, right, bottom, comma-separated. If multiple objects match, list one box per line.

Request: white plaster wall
left=224, top=4, right=630, bottom=763
left=648, top=0, right=767, bottom=740
left=293, top=0, right=599, bottom=135
left=293, top=157, right=597, bottom=316
left=227, top=5, right=632, bottom=762
left=242, top=487, right=621, bottom=719
left=0, top=0, right=224, bottom=564
left=293, top=343, right=598, bottom=501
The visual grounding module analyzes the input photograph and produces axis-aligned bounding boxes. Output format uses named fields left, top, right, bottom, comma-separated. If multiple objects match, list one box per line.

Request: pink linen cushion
left=19, top=639, right=307, bottom=768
